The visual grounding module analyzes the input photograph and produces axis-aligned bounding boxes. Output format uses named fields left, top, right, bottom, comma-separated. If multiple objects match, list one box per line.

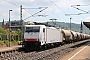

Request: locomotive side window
left=25, top=27, right=40, bottom=32
left=43, top=28, right=45, bottom=32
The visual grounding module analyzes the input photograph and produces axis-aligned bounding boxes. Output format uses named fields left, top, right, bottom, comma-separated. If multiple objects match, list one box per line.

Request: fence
left=0, top=34, right=22, bottom=42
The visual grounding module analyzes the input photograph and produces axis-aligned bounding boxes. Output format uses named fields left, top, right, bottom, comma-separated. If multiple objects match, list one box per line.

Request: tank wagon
left=70, top=31, right=78, bottom=42
left=23, top=25, right=90, bottom=49
left=61, top=29, right=72, bottom=43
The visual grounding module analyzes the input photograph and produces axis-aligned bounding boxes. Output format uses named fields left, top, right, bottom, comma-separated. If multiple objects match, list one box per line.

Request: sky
left=0, top=0, right=90, bottom=24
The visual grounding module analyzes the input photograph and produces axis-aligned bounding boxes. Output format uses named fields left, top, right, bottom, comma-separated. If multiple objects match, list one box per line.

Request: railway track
left=0, top=39, right=90, bottom=60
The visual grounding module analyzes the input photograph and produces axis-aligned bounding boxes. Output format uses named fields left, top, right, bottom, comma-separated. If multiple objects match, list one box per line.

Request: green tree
left=0, top=27, right=8, bottom=34
left=17, top=29, right=22, bottom=41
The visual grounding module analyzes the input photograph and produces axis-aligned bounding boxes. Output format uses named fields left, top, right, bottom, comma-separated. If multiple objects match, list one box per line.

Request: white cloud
left=20, top=0, right=34, bottom=2
left=86, top=16, right=90, bottom=21
left=0, top=0, right=89, bottom=24
left=55, top=9, right=61, bottom=14
left=55, top=0, right=83, bottom=8
left=2, top=13, right=7, bottom=17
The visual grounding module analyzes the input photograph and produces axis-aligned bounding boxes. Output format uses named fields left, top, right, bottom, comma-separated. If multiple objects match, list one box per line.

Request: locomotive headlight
left=24, top=39, right=27, bottom=41
left=36, top=39, right=39, bottom=41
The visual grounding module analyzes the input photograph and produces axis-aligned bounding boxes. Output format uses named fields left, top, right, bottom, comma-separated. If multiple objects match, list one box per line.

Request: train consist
left=23, top=25, right=90, bottom=49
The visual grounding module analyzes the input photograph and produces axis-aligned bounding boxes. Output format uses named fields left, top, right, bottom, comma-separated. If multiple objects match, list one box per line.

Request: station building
left=2, top=20, right=35, bottom=31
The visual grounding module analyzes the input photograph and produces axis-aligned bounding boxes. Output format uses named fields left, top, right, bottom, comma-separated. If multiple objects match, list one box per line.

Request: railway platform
left=0, top=45, right=22, bottom=55
left=58, top=41, right=90, bottom=60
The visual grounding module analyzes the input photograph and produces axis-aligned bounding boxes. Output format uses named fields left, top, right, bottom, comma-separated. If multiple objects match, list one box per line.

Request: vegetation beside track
left=0, top=27, right=22, bottom=45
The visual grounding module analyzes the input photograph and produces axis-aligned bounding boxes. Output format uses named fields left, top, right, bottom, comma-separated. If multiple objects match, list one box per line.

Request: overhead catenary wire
left=3, top=0, right=48, bottom=21
left=4, top=0, right=19, bottom=7
left=71, top=4, right=90, bottom=6
left=22, top=7, right=46, bottom=15
left=71, top=4, right=90, bottom=14
left=3, top=0, right=56, bottom=19
left=63, top=0, right=72, bottom=13
left=4, top=0, right=32, bottom=14
left=23, top=9, right=33, bottom=16
left=23, top=7, right=48, bottom=20
left=49, top=0, right=65, bottom=13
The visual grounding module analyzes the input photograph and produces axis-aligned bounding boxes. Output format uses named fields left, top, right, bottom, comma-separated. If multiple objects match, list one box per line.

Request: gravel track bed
left=0, top=39, right=89, bottom=60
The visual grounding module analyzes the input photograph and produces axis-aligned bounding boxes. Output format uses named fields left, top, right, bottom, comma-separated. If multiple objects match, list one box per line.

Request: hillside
left=0, top=21, right=89, bottom=34
left=43, top=22, right=90, bottom=34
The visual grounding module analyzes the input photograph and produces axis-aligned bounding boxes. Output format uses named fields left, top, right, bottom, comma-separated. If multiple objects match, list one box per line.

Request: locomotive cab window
left=43, top=28, right=45, bottom=32
left=25, top=27, right=40, bottom=32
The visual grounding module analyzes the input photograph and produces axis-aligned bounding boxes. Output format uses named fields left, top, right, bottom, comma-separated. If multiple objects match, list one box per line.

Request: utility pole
left=70, top=18, right=72, bottom=30
left=20, top=5, right=24, bottom=45
left=50, top=18, right=57, bottom=27
left=20, top=5, right=22, bottom=23
left=9, top=10, right=12, bottom=47
left=89, top=28, right=90, bottom=35
left=80, top=20, right=83, bottom=33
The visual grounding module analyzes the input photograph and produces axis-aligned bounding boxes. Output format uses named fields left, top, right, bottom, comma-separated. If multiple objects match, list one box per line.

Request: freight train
left=22, top=25, right=90, bottom=49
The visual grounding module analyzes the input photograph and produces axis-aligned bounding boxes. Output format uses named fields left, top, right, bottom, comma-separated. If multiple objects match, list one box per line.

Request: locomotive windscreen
left=25, top=27, right=40, bottom=32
